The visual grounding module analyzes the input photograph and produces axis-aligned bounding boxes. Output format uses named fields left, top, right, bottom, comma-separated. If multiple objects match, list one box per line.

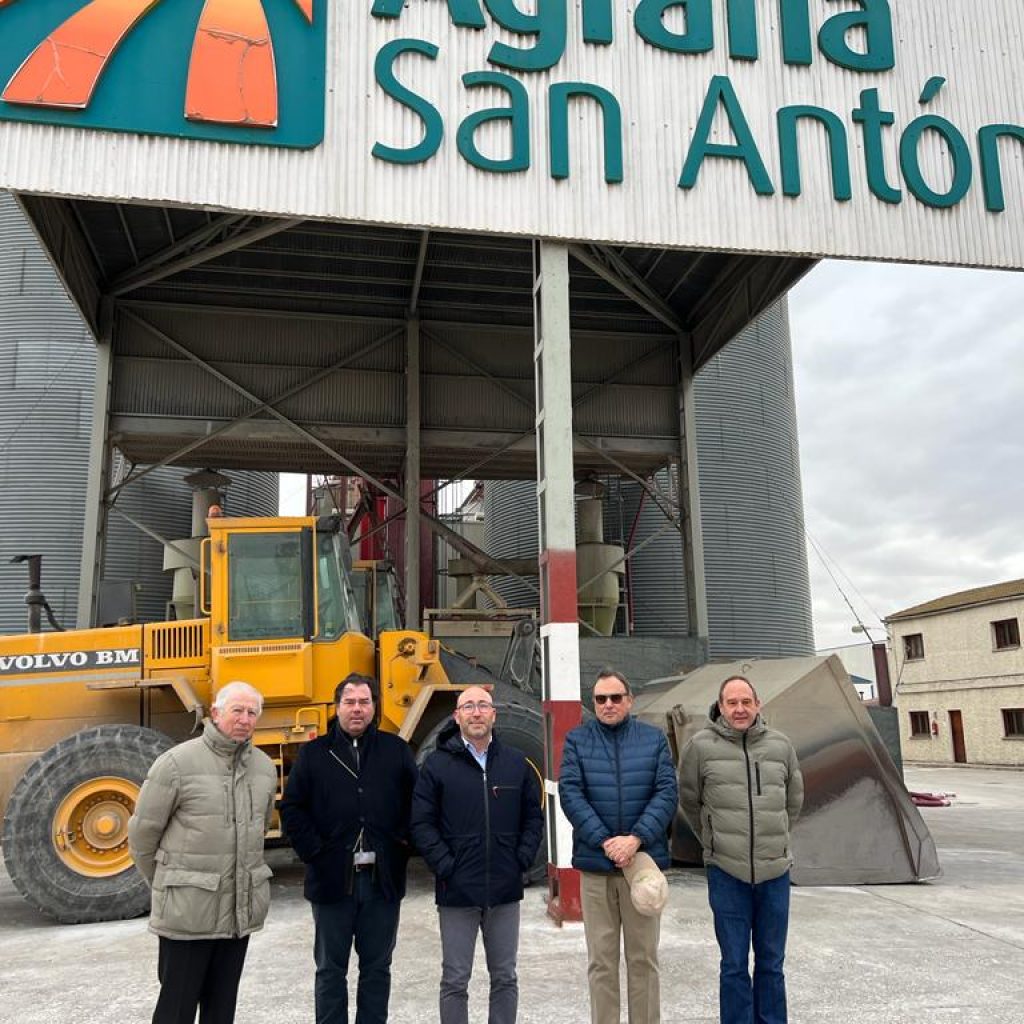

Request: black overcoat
left=281, top=721, right=417, bottom=903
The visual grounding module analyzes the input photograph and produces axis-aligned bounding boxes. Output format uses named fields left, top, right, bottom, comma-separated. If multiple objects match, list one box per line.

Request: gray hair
left=213, top=681, right=264, bottom=714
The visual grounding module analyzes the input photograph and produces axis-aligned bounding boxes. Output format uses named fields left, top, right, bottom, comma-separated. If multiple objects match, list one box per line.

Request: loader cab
left=205, top=515, right=375, bottom=705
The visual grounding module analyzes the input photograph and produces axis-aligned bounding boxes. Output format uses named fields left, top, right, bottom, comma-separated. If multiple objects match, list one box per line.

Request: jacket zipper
left=614, top=730, right=623, bottom=837
left=482, top=763, right=491, bottom=904
left=743, top=732, right=755, bottom=884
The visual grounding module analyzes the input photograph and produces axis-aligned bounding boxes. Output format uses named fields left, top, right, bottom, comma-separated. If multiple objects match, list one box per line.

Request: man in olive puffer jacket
left=129, top=681, right=277, bottom=1024
left=678, top=675, right=803, bottom=1024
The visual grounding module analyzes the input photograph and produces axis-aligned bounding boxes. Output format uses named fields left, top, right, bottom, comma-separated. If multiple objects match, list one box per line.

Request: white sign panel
left=0, top=1, right=1021, bottom=269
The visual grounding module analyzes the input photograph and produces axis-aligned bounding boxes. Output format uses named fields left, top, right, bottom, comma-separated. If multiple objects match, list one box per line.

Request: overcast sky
left=787, top=260, right=1024, bottom=650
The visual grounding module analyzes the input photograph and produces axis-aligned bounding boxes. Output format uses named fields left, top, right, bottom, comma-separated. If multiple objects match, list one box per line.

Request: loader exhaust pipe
left=9, top=554, right=65, bottom=633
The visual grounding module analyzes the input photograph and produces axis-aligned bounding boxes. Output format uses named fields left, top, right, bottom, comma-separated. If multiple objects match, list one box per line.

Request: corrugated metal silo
left=0, top=191, right=278, bottom=633
left=694, top=299, right=813, bottom=658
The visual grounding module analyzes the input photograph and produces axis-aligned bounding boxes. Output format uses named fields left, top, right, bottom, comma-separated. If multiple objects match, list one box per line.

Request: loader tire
left=1, top=724, right=175, bottom=924
left=416, top=697, right=548, bottom=884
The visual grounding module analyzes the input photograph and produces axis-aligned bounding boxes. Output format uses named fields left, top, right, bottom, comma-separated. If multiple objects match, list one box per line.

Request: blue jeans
left=311, top=869, right=401, bottom=1024
left=706, top=865, right=791, bottom=1024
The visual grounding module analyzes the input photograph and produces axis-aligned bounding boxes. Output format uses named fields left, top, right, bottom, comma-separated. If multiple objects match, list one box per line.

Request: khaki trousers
left=580, top=871, right=661, bottom=1024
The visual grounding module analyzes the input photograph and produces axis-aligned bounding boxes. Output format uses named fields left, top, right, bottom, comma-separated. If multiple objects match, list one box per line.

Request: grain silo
left=0, top=192, right=278, bottom=633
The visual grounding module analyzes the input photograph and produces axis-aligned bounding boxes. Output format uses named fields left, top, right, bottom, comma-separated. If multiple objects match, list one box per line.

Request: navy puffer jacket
left=559, top=716, right=677, bottom=872
left=411, top=721, right=544, bottom=908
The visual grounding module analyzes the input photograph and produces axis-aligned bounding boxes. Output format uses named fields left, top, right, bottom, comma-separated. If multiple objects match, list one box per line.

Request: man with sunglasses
left=559, top=668, right=677, bottom=1024
left=411, top=686, right=543, bottom=1024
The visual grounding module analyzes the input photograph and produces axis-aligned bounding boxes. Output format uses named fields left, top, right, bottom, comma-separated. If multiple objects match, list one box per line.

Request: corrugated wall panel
left=0, top=193, right=97, bottom=630
left=0, top=193, right=280, bottom=633
left=1, top=4, right=1022, bottom=268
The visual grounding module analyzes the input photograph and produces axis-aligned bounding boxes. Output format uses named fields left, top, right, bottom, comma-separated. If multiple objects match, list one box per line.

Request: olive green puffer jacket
left=678, top=711, right=803, bottom=885
left=128, top=720, right=278, bottom=940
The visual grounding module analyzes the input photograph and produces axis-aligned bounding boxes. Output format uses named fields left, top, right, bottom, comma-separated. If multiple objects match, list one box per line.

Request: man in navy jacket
left=411, top=686, right=544, bottom=1024
left=559, top=668, right=677, bottom=1024
left=281, top=674, right=417, bottom=1024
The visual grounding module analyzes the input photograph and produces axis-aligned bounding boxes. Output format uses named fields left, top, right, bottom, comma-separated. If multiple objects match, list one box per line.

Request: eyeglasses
left=457, top=701, right=495, bottom=713
left=594, top=693, right=627, bottom=705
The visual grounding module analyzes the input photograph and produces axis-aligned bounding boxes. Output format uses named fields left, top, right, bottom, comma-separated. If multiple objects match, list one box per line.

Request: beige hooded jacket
left=128, top=719, right=277, bottom=940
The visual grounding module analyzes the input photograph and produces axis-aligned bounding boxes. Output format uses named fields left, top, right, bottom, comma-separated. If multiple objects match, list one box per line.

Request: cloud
left=789, top=260, right=1024, bottom=647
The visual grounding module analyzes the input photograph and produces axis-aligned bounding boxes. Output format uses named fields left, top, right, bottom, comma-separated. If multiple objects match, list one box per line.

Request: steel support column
left=677, top=335, right=709, bottom=641
left=533, top=241, right=583, bottom=924
left=76, top=302, right=115, bottom=628
left=404, top=316, right=421, bottom=629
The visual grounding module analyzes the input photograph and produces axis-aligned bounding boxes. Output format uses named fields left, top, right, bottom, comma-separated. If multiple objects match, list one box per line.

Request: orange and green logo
left=0, top=0, right=325, bottom=147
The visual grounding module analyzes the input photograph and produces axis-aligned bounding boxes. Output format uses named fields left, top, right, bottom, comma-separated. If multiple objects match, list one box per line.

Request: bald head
left=454, top=686, right=496, bottom=752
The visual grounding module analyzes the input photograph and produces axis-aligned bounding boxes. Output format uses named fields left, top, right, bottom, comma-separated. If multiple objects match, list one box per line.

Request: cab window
left=228, top=532, right=304, bottom=641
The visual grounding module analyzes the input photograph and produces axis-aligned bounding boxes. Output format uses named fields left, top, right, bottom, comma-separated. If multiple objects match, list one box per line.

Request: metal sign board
left=0, top=1, right=1021, bottom=268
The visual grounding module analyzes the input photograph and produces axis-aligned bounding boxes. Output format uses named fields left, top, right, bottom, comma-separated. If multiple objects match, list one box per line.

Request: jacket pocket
left=248, top=863, right=274, bottom=927
left=158, top=869, right=222, bottom=935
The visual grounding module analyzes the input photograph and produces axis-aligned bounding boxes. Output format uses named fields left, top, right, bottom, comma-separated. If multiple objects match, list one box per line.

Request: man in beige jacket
left=129, top=681, right=277, bottom=1024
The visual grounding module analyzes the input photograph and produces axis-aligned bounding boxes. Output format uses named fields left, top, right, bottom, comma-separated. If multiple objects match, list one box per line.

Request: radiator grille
left=148, top=621, right=208, bottom=662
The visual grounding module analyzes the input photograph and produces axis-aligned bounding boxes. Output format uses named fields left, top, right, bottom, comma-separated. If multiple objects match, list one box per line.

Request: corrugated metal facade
left=0, top=193, right=279, bottom=632
left=0, top=4, right=1021, bottom=268
left=484, top=300, right=813, bottom=659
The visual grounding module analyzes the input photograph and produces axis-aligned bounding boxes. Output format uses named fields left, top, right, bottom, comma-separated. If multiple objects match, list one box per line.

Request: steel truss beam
left=106, top=327, right=403, bottom=498
left=109, top=216, right=304, bottom=297
left=569, top=244, right=687, bottom=335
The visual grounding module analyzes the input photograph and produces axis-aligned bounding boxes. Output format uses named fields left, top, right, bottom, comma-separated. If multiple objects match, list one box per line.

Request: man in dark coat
left=280, top=673, right=417, bottom=1024
left=559, top=668, right=678, bottom=1024
left=411, top=686, right=544, bottom=1024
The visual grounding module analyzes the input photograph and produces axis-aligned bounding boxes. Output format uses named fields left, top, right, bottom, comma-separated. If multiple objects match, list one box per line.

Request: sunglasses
left=594, top=693, right=627, bottom=705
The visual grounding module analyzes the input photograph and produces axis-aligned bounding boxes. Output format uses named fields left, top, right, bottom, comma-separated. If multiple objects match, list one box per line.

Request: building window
left=1002, top=708, right=1024, bottom=738
left=909, top=711, right=930, bottom=737
left=992, top=618, right=1020, bottom=650
left=903, top=633, right=925, bottom=661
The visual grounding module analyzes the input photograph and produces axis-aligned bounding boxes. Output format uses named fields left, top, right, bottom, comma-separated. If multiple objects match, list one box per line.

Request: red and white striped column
left=533, top=241, right=583, bottom=924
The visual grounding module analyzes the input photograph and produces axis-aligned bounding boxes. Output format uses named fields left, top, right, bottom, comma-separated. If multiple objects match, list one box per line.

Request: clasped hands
left=602, top=834, right=641, bottom=868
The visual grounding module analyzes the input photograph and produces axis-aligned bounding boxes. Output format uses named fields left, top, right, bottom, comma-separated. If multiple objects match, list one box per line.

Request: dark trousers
left=437, top=902, right=521, bottom=1024
left=152, top=935, right=250, bottom=1024
left=707, top=865, right=791, bottom=1024
left=311, top=869, right=402, bottom=1024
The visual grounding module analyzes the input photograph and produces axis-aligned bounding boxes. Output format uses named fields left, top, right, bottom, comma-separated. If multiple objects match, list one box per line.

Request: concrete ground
left=2, top=765, right=1022, bottom=1024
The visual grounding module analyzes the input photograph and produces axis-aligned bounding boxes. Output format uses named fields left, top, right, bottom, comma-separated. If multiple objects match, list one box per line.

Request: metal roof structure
left=18, top=192, right=813, bottom=483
